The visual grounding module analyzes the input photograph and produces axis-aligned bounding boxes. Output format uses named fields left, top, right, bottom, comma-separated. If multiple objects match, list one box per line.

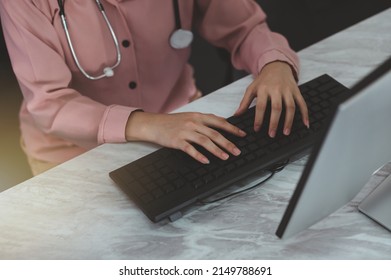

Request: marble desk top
left=1, top=8, right=391, bottom=260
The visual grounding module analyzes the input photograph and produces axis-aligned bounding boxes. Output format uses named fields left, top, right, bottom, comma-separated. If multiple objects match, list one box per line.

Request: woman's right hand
left=125, top=111, right=247, bottom=164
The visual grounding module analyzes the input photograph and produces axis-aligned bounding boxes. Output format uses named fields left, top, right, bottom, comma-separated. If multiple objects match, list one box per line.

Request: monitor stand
left=359, top=172, right=391, bottom=232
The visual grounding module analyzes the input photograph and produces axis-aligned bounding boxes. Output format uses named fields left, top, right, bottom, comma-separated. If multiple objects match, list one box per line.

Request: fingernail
left=202, top=157, right=210, bottom=164
left=222, top=153, right=229, bottom=160
left=305, top=119, right=310, bottom=129
left=269, top=129, right=276, bottom=138
left=284, top=128, right=290, bottom=135
left=239, top=129, right=246, bottom=136
left=254, top=125, right=261, bottom=132
left=233, top=147, right=241, bottom=156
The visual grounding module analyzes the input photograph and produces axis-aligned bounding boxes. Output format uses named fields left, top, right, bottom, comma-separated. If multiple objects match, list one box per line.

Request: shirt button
left=129, top=81, right=137, bottom=89
left=122, top=40, right=131, bottom=48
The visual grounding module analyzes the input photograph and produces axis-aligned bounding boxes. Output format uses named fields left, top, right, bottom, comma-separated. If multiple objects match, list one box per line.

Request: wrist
left=260, top=61, right=298, bottom=81
left=125, top=110, right=153, bottom=141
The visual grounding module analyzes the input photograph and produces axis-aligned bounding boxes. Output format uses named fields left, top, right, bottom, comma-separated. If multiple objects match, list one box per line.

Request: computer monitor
left=276, top=56, right=391, bottom=239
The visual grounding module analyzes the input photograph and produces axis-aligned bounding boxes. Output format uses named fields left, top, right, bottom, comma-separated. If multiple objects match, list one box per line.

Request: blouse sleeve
left=195, top=0, right=300, bottom=77
left=0, top=0, right=132, bottom=148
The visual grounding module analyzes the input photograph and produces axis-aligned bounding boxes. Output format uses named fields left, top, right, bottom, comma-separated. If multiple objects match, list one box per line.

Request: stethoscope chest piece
left=170, top=29, right=193, bottom=49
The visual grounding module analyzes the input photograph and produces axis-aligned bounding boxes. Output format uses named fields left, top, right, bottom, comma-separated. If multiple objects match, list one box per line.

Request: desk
left=1, top=8, right=391, bottom=260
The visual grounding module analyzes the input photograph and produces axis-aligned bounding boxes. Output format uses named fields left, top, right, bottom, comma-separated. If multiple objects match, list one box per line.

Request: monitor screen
left=276, top=56, right=391, bottom=239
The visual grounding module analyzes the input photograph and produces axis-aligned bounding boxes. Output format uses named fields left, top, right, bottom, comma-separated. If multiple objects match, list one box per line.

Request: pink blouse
left=0, top=0, right=299, bottom=163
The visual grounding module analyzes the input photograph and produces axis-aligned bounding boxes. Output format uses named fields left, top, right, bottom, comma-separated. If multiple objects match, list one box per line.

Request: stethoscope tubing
left=59, top=0, right=121, bottom=80
left=58, top=0, right=191, bottom=80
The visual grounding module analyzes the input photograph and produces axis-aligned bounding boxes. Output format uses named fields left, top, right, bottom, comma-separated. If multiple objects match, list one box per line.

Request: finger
left=294, top=91, right=310, bottom=128
left=196, top=125, right=242, bottom=157
left=282, top=94, right=296, bottom=135
left=268, top=94, right=283, bottom=138
left=180, top=141, right=210, bottom=164
left=202, top=114, right=247, bottom=138
left=235, top=84, right=255, bottom=115
left=254, top=93, right=268, bottom=132
left=189, top=131, right=234, bottom=160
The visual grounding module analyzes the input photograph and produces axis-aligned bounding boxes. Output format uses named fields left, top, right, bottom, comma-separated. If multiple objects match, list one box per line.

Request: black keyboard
left=109, top=74, right=349, bottom=222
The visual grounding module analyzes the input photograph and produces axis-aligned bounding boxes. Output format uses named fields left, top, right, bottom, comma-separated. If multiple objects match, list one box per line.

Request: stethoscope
left=58, top=0, right=193, bottom=80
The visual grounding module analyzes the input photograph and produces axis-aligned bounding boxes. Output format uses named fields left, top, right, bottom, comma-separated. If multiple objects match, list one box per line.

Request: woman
left=0, top=0, right=308, bottom=175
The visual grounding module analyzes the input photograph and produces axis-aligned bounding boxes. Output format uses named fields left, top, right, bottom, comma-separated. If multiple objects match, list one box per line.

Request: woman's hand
left=125, top=111, right=246, bottom=164
left=235, top=61, right=309, bottom=138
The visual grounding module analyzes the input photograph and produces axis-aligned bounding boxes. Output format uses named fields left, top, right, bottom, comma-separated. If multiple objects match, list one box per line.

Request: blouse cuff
left=98, top=105, right=134, bottom=144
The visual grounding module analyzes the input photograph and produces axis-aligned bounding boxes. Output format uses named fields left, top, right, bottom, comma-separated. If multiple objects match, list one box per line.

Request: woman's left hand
left=235, top=61, right=309, bottom=138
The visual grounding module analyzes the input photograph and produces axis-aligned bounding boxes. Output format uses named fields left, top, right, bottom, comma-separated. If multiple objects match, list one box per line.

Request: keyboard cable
left=199, top=159, right=290, bottom=204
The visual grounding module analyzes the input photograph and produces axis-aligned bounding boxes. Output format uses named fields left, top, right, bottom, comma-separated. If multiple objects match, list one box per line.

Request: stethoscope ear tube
left=57, top=0, right=65, bottom=16
left=172, top=0, right=181, bottom=30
